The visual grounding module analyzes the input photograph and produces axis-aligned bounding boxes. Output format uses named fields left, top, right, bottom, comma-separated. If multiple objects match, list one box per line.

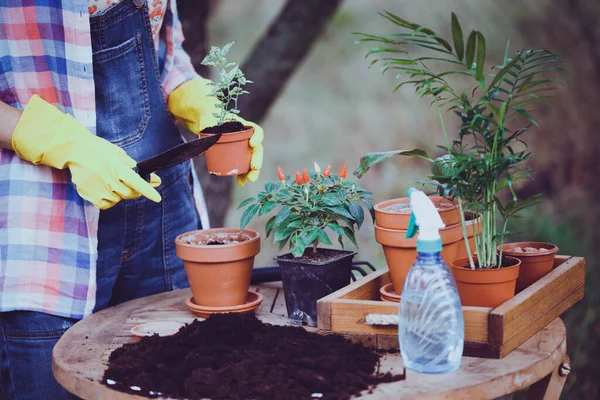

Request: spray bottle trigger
left=406, top=212, right=418, bottom=239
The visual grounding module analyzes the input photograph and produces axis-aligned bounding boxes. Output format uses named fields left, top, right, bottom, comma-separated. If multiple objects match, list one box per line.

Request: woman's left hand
left=167, top=78, right=263, bottom=186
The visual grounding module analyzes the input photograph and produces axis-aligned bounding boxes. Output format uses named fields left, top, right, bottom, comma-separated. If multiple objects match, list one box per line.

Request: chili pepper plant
left=239, top=163, right=374, bottom=259
left=353, top=11, right=564, bottom=270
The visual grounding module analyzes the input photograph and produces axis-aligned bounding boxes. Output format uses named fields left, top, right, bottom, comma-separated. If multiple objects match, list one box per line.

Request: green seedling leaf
left=451, top=12, right=464, bottom=61
left=240, top=204, right=259, bottom=230
left=353, top=149, right=430, bottom=178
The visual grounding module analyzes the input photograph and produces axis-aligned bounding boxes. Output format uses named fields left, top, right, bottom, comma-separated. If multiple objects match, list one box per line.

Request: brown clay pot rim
left=199, top=127, right=254, bottom=144
left=185, top=292, right=263, bottom=313
left=374, top=222, right=463, bottom=247
left=175, top=228, right=260, bottom=249
left=498, top=242, right=559, bottom=256
left=379, top=282, right=401, bottom=302
left=374, top=196, right=458, bottom=215
left=451, top=256, right=521, bottom=283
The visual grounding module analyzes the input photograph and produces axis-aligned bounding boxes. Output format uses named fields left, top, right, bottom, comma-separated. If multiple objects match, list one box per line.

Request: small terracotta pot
left=451, top=256, right=521, bottom=308
left=455, top=214, right=482, bottom=260
left=374, top=196, right=460, bottom=230
left=199, top=126, right=253, bottom=176
left=175, top=228, right=260, bottom=307
left=499, top=242, right=559, bottom=290
left=374, top=222, right=463, bottom=294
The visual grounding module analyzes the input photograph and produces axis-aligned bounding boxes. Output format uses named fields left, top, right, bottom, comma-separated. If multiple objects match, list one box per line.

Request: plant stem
left=458, top=199, right=475, bottom=269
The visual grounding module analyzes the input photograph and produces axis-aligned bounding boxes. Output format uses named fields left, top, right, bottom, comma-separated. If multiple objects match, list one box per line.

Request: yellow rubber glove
left=12, top=95, right=162, bottom=210
left=168, top=78, right=263, bottom=186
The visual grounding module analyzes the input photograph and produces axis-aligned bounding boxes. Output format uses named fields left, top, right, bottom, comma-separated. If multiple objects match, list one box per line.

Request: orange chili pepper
left=277, top=166, right=285, bottom=181
left=296, top=172, right=303, bottom=185
left=340, top=165, right=347, bottom=178
left=323, top=164, right=331, bottom=177
left=303, top=169, right=310, bottom=183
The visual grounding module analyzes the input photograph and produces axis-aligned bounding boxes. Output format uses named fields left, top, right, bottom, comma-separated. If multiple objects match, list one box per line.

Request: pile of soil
left=103, top=314, right=404, bottom=400
left=201, top=121, right=246, bottom=134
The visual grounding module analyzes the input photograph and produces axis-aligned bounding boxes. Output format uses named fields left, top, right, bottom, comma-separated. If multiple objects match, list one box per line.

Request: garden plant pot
left=374, top=222, right=463, bottom=294
left=374, top=196, right=460, bottom=230
left=451, top=256, right=521, bottom=308
left=499, top=242, right=559, bottom=290
left=175, top=228, right=260, bottom=307
left=455, top=212, right=482, bottom=260
left=274, top=249, right=356, bottom=327
left=199, top=126, right=253, bottom=176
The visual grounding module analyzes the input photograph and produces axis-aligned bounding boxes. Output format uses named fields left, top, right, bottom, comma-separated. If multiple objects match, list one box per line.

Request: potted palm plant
left=354, top=11, right=564, bottom=307
left=199, top=42, right=253, bottom=177
left=239, top=163, right=374, bottom=326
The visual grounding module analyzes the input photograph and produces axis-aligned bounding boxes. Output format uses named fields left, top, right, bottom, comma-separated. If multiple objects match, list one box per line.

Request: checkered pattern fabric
left=0, top=0, right=199, bottom=319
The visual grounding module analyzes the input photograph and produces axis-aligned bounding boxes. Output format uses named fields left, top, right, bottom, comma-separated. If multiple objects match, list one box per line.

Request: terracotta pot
left=175, top=228, right=260, bottom=307
left=199, top=126, right=253, bottom=176
left=499, top=242, right=559, bottom=290
left=455, top=214, right=482, bottom=260
left=374, top=196, right=460, bottom=230
left=451, top=256, right=521, bottom=308
left=374, top=222, right=463, bottom=294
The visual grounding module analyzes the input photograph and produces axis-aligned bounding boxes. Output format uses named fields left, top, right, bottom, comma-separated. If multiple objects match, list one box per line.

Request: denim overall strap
left=90, top=0, right=201, bottom=311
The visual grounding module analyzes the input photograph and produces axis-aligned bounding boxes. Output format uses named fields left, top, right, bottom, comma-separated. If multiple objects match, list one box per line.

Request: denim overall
left=0, top=1, right=200, bottom=398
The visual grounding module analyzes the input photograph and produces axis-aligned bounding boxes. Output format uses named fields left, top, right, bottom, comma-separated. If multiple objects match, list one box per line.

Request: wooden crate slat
left=317, top=255, right=585, bottom=359
left=463, top=306, right=492, bottom=342
left=489, top=257, right=585, bottom=345
left=498, top=283, right=584, bottom=357
left=330, top=299, right=398, bottom=335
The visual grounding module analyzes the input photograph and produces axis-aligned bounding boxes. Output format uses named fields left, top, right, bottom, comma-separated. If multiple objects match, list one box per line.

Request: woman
left=0, top=0, right=263, bottom=398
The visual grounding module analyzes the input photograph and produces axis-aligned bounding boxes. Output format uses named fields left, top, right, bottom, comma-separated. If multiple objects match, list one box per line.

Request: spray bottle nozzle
left=405, top=187, right=445, bottom=252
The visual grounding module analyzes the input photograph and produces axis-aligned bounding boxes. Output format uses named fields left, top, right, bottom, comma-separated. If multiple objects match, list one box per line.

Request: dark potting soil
left=201, top=121, right=246, bottom=134
left=102, top=313, right=405, bottom=400
left=470, top=256, right=520, bottom=269
left=279, top=248, right=348, bottom=263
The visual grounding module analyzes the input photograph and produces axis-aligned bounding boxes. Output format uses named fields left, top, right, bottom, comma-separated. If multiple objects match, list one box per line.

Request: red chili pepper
left=303, top=169, right=310, bottom=184
left=277, top=166, right=285, bottom=181
left=340, top=165, right=347, bottom=178
left=323, top=164, right=331, bottom=177
left=296, top=172, right=303, bottom=185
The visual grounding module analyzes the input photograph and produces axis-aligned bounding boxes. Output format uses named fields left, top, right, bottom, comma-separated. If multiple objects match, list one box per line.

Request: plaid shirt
left=0, top=0, right=202, bottom=319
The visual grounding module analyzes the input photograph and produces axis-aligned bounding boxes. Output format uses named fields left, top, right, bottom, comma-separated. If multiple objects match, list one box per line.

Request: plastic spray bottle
left=398, top=188, right=464, bottom=373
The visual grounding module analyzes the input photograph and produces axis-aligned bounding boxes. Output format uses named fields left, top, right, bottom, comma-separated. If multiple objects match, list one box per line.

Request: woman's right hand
left=10, top=95, right=162, bottom=210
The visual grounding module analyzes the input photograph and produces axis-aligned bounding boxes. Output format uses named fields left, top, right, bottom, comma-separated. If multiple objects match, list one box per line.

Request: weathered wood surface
left=317, top=255, right=584, bottom=359
left=53, top=282, right=568, bottom=400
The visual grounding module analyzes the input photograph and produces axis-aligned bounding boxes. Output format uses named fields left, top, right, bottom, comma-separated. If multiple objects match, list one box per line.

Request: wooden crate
left=317, top=255, right=585, bottom=358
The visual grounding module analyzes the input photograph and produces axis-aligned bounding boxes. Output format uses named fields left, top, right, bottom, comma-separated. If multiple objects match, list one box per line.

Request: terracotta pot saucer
left=185, top=291, right=263, bottom=318
left=131, top=321, right=185, bottom=341
left=379, top=283, right=401, bottom=303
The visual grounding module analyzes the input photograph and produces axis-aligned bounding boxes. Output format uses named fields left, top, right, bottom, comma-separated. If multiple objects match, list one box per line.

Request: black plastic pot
left=274, top=249, right=357, bottom=327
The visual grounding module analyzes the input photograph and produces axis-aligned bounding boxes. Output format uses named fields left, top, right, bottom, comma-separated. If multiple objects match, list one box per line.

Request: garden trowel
left=135, top=134, right=221, bottom=181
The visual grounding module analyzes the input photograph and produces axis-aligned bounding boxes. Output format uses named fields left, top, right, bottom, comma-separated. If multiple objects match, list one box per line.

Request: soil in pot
left=175, top=228, right=260, bottom=308
left=199, top=123, right=253, bottom=176
left=200, top=121, right=246, bottom=134
left=374, top=197, right=460, bottom=230
left=276, top=248, right=356, bottom=327
left=451, top=256, right=521, bottom=308
left=500, top=242, right=559, bottom=290
left=179, top=231, right=252, bottom=246
left=102, top=313, right=405, bottom=400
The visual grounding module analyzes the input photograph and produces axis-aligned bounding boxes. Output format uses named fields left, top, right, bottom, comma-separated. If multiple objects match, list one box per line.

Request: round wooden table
left=53, top=283, right=569, bottom=400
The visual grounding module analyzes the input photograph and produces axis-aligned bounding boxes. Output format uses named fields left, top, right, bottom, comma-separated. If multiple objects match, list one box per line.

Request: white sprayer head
left=406, top=188, right=445, bottom=251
